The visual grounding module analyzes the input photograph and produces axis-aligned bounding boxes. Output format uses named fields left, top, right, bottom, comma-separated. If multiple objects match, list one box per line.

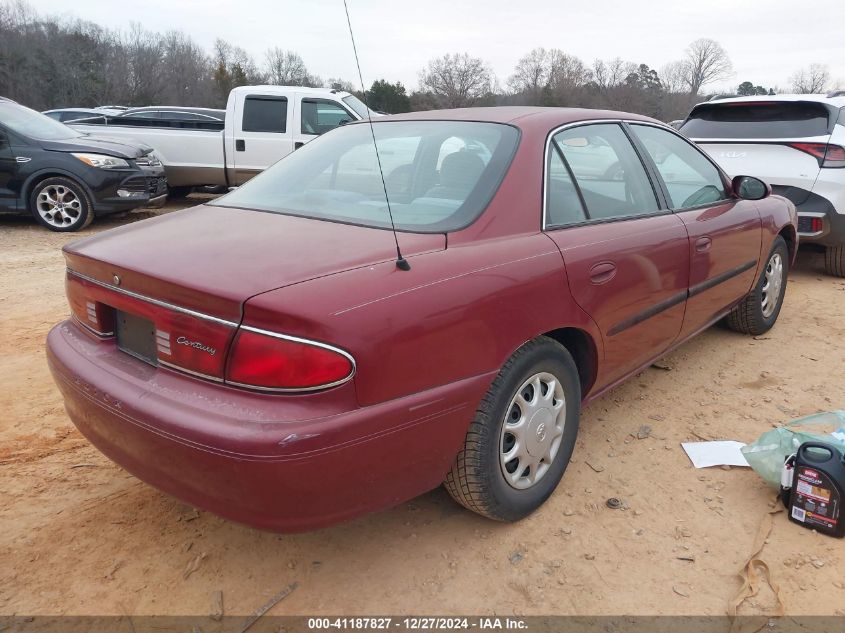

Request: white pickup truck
left=68, top=85, right=373, bottom=193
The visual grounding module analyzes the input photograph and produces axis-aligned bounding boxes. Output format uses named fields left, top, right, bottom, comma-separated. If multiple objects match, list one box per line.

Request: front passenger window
left=552, top=124, right=659, bottom=220
left=301, top=100, right=352, bottom=135
left=631, top=124, right=727, bottom=209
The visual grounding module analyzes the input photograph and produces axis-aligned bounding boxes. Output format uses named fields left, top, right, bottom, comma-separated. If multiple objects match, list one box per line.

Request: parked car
left=67, top=86, right=375, bottom=195
left=43, top=108, right=123, bottom=122
left=0, top=100, right=167, bottom=231
left=47, top=107, right=796, bottom=531
left=681, top=93, right=845, bottom=276
left=117, top=106, right=226, bottom=121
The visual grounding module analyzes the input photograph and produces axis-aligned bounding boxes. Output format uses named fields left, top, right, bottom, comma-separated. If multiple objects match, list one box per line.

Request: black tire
left=444, top=337, right=581, bottom=522
left=725, top=236, right=789, bottom=336
left=29, top=176, right=94, bottom=232
left=168, top=186, right=194, bottom=199
left=824, top=245, right=845, bottom=278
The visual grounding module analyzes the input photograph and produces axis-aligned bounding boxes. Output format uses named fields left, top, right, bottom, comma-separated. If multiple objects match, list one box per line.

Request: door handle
left=589, top=261, right=617, bottom=285
left=294, top=142, right=304, bottom=150
left=695, top=236, right=712, bottom=253
left=235, top=139, right=245, bottom=151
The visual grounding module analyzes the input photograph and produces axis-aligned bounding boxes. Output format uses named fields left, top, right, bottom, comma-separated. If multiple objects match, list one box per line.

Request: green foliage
left=366, top=79, right=410, bottom=113
left=737, top=81, right=770, bottom=96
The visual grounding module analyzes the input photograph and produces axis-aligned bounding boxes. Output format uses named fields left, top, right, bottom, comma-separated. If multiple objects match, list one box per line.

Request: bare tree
left=264, top=48, right=319, bottom=86
left=508, top=48, right=552, bottom=96
left=790, top=64, right=830, bottom=93
left=546, top=50, right=589, bottom=93
left=681, top=38, right=733, bottom=95
left=419, top=53, right=493, bottom=108
left=660, top=61, right=688, bottom=94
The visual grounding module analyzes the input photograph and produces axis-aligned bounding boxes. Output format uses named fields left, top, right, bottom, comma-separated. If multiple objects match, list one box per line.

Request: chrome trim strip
left=542, top=118, right=710, bottom=231
left=67, top=269, right=238, bottom=328
left=71, top=314, right=114, bottom=339
left=542, top=118, right=623, bottom=231
left=158, top=359, right=225, bottom=383
left=227, top=325, right=357, bottom=393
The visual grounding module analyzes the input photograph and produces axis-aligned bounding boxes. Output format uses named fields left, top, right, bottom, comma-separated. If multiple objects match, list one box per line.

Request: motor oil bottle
left=781, top=442, right=845, bottom=538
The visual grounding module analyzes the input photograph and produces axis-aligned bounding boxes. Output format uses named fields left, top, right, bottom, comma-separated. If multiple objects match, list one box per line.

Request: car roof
left=124, top=106, right=224, bottom=113
left=229, top=85, right=352, bottom=98
left=43, top=108, right=104, bottom=113
left=697, top=94, right=845, bottom=108
left=372, top=106, right=662, bottom=130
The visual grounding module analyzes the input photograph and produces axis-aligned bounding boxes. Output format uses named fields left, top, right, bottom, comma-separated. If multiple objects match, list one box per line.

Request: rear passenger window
left=631, top=124, right=727, bottom=209
left=546, top=145, right=587, bottom=227
left=552, top=123, right=659, bottom=220
left=242, top=97, right=287, bottom=133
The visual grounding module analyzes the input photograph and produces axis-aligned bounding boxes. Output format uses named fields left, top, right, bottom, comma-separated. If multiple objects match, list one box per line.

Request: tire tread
left=825, top=245, right=845, bottom=278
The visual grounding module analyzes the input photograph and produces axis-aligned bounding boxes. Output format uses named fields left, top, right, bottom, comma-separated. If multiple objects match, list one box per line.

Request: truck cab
left=224, top=86, right=370, bottom=186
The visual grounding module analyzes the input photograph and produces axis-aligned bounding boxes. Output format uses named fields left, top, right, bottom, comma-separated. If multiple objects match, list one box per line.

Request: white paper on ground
left=681, top=440, right=750, bottom=468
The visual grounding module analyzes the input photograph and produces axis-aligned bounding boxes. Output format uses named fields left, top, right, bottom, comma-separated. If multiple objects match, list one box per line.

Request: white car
left=681, top=93, right=845, bottom=276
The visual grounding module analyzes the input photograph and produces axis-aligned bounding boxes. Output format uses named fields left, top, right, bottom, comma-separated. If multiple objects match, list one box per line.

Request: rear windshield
left=213, top=120, right=519, bottom=233
left=681, top=102, right=831, bottom=139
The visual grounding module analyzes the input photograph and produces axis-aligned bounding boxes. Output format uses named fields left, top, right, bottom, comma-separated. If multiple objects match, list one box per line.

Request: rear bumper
left=46, top=320, right=487, bottom=532
left=773, top=185, right=845, bottom=247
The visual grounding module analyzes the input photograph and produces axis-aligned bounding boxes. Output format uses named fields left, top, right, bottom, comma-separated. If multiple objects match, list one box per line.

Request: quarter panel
left=241, top=234, right=602, bottom=406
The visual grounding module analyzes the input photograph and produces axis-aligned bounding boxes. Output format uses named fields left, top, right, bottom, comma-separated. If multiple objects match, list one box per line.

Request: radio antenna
left=342, top=0, right=410, bottom=271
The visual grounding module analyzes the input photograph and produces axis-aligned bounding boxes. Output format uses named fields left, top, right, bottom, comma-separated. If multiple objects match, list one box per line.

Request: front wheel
left=444, top=337, right=581, bottom=522
left=29, top=177, right=94, bottom=232
left=725, top=236, right=789, bottom=335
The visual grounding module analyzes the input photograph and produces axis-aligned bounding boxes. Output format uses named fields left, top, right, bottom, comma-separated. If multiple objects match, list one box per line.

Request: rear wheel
left=29, top=177, right=93, bottom=232
left=444, top=337, right=581, bottom=522
left=824, top=245, right=845, bottom=277
left=725, top=236, right=788, bottom=335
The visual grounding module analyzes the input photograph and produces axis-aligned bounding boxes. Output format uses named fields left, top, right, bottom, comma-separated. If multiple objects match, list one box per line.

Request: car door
left=232, top=93, right=293, bottom=185
left=628, top=123, right=762, bottom=339
left=544, top=122, right=690, bottom=389
left=294, top=97, right=355, bottom=150
left=0, top=128, right=18, bottom=211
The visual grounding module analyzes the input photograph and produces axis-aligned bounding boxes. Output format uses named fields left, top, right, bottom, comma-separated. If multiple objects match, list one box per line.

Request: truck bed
left=69, top=121, right=227, bottom=187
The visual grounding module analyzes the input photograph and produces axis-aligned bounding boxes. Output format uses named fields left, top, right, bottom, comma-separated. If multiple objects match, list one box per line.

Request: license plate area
left=115, top=310, right=158, bottom=366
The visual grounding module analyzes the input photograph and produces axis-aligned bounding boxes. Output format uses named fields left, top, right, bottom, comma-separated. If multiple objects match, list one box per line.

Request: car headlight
left=71, top=153, right=130, bottom=169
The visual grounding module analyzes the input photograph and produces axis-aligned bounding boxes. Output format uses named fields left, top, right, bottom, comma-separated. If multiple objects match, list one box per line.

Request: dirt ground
left=1, top=199, right=845, bottom=619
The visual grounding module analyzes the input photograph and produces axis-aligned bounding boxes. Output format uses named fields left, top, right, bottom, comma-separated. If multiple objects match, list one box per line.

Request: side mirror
left=732, top=175, right=770, bottom=201
left=337, top=118, right=351, bottom=126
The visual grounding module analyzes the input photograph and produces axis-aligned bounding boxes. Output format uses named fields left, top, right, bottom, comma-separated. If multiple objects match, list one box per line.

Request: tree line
left=0, top=0, right=839, bottom=121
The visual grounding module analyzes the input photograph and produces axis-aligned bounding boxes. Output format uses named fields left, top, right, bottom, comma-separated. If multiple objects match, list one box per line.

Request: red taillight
left=226, top=328, right=354, bottom=391
left=789, top=142, right=845, bottom=168
left=810, top=217, right=824, bottom=232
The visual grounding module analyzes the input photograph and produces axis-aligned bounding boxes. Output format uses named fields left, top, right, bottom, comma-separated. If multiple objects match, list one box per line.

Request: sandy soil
left=1, top=200, right=844, bottom=619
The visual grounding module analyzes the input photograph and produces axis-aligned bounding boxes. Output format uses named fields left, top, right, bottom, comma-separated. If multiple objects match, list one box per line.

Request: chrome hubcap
left=499, top=372, right=566, bottom=490
left=36, top=185, right=82, bottom=227
left=761, top=252, right=784, bottom=318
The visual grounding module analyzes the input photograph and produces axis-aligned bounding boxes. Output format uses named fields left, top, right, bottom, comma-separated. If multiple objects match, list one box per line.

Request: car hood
left=62, top=204, right=445, bottom=322
left=39, top=134, right=153, bottom=159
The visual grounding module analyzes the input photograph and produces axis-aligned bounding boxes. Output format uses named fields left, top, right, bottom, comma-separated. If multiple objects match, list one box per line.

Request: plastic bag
left=741, top=411, right=845, bottom=489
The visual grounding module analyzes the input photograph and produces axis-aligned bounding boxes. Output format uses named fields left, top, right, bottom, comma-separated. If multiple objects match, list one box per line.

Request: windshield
left=342, top=94, right=376, bottom=118
left=213, top=120, right=519, bottom=233
left=0, top=102, right=82, bottom=140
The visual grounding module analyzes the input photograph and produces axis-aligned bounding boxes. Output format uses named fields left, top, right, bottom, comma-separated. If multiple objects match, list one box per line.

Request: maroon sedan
left=47, top=107, right=797, bottom=531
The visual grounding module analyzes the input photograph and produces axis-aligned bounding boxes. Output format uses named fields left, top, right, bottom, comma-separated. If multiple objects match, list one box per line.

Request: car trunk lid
left=63, top=205, right=444, bottom=380
left=64, top=204, right=444, bottom=322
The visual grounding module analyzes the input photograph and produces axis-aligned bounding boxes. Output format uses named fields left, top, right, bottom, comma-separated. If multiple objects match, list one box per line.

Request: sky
left=23, top=0, right=845, bottom=93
